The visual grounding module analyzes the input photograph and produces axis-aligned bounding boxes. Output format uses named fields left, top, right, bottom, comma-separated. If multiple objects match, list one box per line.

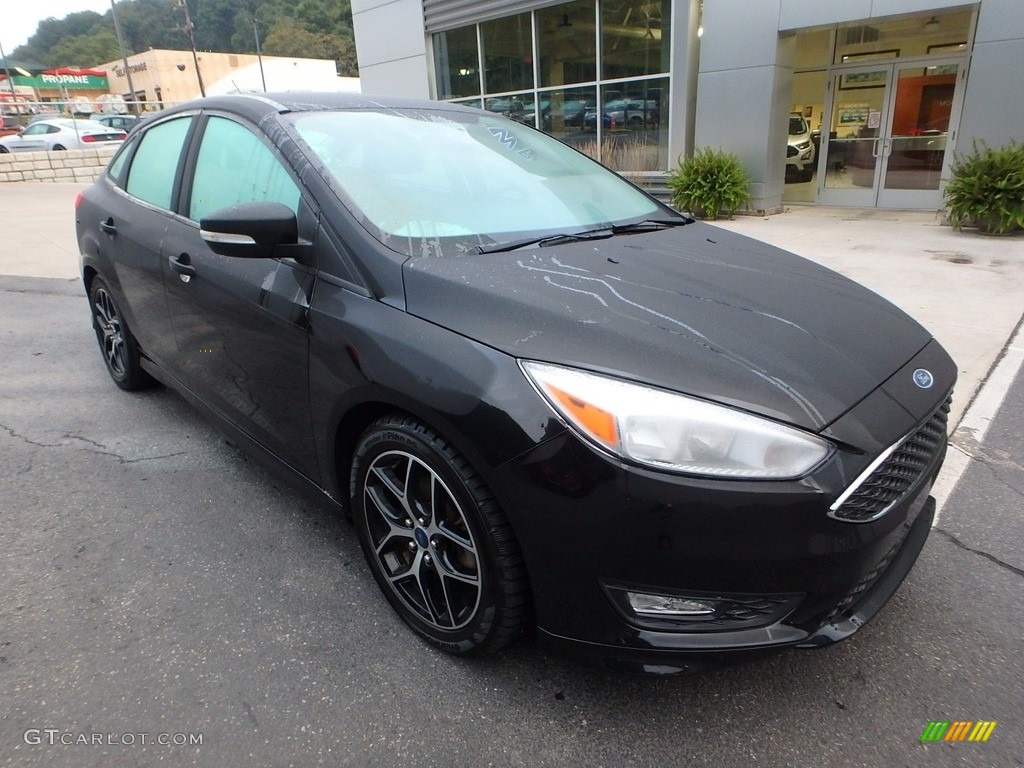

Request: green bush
left=944, top=140, right=1024, bottom=235
left=666, top=146, right=751, bottom=220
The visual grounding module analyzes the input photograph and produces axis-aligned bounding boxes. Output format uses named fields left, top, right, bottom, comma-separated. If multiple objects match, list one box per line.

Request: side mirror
left=200, top=202, right=298, bottom=259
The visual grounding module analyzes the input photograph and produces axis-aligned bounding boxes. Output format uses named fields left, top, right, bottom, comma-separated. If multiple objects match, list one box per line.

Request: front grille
left=787, top=145, right=798, bottom=157
left=829, top=395, right=951, bottom=523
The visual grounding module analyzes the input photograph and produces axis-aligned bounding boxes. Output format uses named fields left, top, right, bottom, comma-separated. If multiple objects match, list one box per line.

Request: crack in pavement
left=932, top=527, right=1024, bottom=579
left=2, top=423, right=186, bottom=466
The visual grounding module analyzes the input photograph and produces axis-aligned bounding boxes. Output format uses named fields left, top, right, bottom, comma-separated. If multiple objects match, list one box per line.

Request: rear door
left=160, top=113, right=320, bottom=481
left=88, top=115, right=196, bottom=367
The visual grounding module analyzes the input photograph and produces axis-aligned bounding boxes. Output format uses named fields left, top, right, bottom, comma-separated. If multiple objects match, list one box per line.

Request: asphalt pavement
left=1, top=182, right=1022, bottom=767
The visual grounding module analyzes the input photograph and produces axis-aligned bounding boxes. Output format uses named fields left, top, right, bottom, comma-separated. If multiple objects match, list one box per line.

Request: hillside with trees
left=10, top=0, right=358, bottom=76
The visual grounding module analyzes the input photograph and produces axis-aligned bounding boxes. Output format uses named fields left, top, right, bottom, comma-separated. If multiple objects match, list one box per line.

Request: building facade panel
left=353, top=0, right=430, bottom=70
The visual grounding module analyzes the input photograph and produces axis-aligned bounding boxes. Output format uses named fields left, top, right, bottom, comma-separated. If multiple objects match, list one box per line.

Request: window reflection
left=482, top=13, right=534, bottom=94
left=537, top=2, right=597, bottom=88
left=434, top=26, right=480, bottom=99
left=601, top=0, right=670, bottom=79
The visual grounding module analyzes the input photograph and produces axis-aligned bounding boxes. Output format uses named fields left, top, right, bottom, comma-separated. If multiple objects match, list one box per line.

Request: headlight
left=796, top=140, right=811, bottom=150
left=521, top=362, right=831, bottom=479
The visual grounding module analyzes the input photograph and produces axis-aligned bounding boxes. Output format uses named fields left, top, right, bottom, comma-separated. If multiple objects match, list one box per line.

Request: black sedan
left=76, top=93, right=955, bottom=674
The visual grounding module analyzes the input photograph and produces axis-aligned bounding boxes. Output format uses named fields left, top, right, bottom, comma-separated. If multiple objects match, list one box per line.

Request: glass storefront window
left=482, top=13, right=534, bottom=94
left=601, top=0, right=670, bottom=79
left=590, top=78, right=667, bottom=172
left=484, top=91, right=536, bottom=129
left=537, top=1, right=597, bottom=88
left=536, top=87, right=597, bottom=144
left=432, top=2, right=670, bottom=170
left=434, top=25, right=480, bottom=99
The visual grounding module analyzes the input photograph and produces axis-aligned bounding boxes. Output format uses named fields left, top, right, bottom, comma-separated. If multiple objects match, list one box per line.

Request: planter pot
left=973, top=214, right=1020, bottom=236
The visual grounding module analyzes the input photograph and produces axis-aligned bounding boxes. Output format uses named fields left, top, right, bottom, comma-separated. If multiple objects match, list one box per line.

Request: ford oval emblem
left=913, top=368, right=934, bottom=389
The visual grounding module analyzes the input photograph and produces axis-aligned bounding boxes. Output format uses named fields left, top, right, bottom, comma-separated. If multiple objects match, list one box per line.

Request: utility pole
left=110, top=0, right=139, bottom=115
left=0, top=37, right=20, bottom=99
left=175, top=0, right=206, bottom=97
left=253, top=15, right=266, bottom=92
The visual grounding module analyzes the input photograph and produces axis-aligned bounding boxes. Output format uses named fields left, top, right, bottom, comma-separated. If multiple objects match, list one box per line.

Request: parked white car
left=0, top=119, right=126, bottom=153
left=786, top=113, right=816, bottom=182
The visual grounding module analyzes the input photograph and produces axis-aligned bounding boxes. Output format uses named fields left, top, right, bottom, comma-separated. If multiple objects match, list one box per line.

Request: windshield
left=288, top=107, right=663, bottom=257
left=789, top=116, right=808, bottom=136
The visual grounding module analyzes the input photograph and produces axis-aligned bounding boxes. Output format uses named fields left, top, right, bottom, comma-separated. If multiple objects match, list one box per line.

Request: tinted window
left=188, top=116, right=299, bottom=222
left=126, top=117, right=192, bottom=210
left=106, top=136, right=134, bottom=183
left=290, top=108, right=661, bottom=256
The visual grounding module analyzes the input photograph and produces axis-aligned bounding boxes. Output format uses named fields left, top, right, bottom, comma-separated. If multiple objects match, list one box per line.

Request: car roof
left=158, top=92, right=480, bottom=123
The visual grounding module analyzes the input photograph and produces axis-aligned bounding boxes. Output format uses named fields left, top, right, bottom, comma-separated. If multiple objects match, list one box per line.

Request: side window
left=106, top=136, right=135, bottom=184
left=125, top=117, right=191, bottom=210
left=188, top=116, right=300, bottom=222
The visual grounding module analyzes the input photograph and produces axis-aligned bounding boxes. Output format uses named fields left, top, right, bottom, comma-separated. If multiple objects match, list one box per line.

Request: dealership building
left=351, top=0, right=1023, bottom=212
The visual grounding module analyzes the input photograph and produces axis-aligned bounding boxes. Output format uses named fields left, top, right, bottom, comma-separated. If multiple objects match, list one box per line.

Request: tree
left=8, top=0, right=359, bottom=76
left=47, top=31, right=124, bottom=68
left=262, top=20, right=356, bottom=75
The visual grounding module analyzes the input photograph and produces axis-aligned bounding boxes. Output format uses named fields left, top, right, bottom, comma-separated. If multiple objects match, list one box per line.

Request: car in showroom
left=0, top=118, right=126, bottom=152
left=786, top=112, right=816, bottom=182
left=76, top=93, right=955, bottom=674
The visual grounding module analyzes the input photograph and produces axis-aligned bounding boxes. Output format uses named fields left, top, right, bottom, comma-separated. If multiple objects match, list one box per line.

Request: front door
left=162, top=113, right=321, bottom=482
left=817, top=58, right=966, bottom=209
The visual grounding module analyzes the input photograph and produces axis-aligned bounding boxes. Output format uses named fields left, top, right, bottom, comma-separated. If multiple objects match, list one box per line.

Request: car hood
left=402, top=223, right=932, bottom=431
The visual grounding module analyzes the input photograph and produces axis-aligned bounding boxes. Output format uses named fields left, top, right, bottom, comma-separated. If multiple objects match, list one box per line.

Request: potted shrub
left=944, top=141, right=1024, bottom=235
left=666, top=146, right=751, bottom=220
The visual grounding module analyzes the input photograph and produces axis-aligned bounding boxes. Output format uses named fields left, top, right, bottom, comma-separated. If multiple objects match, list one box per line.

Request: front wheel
left=88, top=277, right=154, bottom=390
left=351, top=415, right=529, bottom=656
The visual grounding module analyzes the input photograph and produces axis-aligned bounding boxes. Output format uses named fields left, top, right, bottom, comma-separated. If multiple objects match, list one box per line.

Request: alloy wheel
left=362, top=449, right=481, bottom=631
left=92, top=286, right=127, bottom=379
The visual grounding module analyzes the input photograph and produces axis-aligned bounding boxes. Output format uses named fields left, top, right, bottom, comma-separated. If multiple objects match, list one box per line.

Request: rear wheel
left=88, top=277, right=154, bottom=390
left=351, top=415, right=529, bottom=655
left=52, top=144, right=66, bottom=151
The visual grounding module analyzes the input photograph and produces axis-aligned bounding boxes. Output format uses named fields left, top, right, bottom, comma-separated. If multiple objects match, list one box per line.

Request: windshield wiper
left=474, top=216, right=693, bottom=255
left=610, top=217, right=693, bottom=233
left=475, top=230, right=614, bottom=254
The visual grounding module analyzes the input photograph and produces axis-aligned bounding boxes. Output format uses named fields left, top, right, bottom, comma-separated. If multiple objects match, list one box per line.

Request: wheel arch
left=330, top=395, right=502, bottom=519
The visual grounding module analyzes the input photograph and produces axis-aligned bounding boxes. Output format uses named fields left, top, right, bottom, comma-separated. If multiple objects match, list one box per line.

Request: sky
left=1, top=0, right=114, bottom=54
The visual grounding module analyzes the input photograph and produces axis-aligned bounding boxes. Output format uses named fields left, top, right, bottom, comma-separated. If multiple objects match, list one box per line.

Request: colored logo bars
left=921, top=721, right=997, bottom=742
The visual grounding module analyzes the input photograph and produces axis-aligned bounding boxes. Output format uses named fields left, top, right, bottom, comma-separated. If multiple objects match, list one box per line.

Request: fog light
left=627, top=591, right=717, bottom=617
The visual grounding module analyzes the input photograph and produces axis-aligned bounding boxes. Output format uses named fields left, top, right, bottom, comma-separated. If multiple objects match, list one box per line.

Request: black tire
left=0, top=146, right=8, bottom=154
left=351, top=415, right=529, bottom=656
left=88, top=277, right=154, bottom=391
left=52, top=144, right=66, bottom=151
left=800, top=166, right=814, bottom=183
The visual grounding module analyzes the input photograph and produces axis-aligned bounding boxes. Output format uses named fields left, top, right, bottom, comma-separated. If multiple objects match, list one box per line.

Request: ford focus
left=76, top=93, right=955, bottom=674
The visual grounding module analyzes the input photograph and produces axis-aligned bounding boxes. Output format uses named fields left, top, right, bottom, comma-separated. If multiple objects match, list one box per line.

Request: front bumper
left=485, top=346, right=953, bottom=673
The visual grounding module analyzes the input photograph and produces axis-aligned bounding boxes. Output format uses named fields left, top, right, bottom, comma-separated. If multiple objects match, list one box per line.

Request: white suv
left=786, top=113, right=815, bottom=183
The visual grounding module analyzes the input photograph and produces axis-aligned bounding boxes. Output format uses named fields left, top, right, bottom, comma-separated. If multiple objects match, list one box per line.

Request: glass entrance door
left=817, top=59, right=965, bottom=208
left=876, top=60, right=962, bottom=208
left=817, top=64, right=891, bottom=207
